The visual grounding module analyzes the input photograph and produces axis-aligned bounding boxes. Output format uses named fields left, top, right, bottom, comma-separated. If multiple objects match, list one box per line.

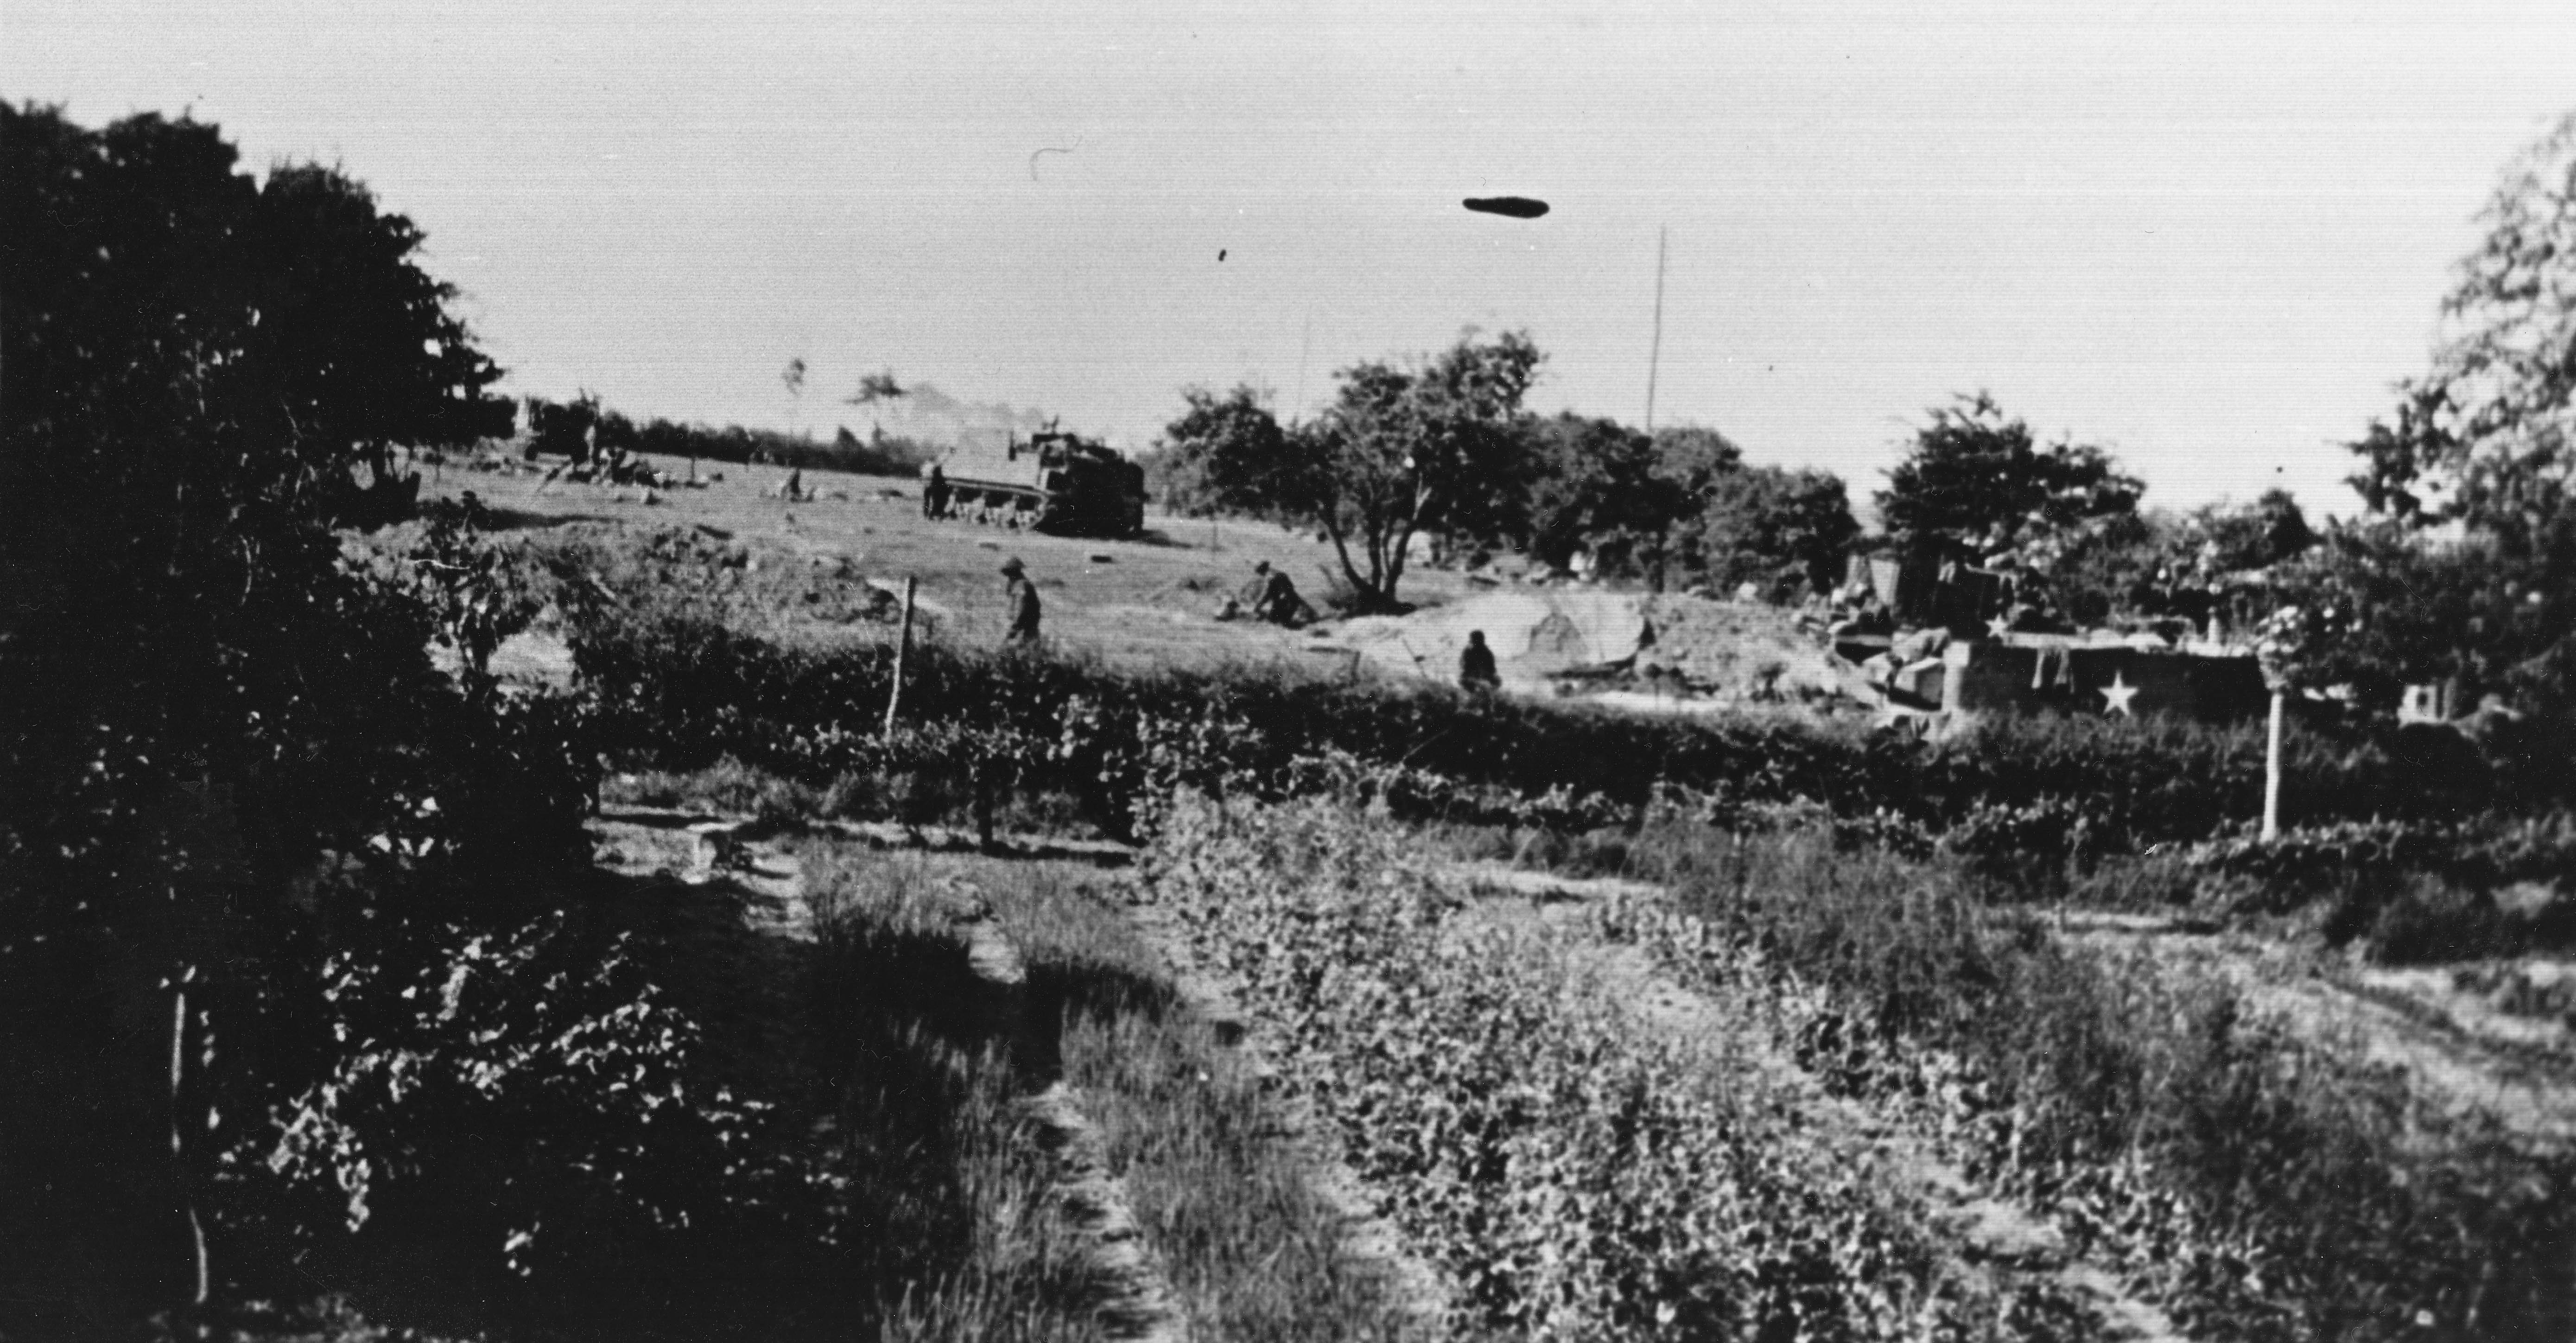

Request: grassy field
left=419, top=448, right=1472, bottom=672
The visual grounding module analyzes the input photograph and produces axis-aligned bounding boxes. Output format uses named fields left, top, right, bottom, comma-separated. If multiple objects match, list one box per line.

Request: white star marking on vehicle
left=2099, top=672, right=2140, bottom=716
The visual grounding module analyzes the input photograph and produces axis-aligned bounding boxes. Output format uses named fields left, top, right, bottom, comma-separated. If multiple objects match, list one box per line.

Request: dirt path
left=1451, top=864, right=2189, bottom=1343
left=936, top=874, right=1189, bottom=1343
left=590, top=811, right=1187, bottom=1341
left=2065, top=923, right=2576, bottom=1149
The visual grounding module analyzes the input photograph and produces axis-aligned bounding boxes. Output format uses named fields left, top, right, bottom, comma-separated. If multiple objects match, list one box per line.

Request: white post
left=2262, top=689, right=2285, bottom=841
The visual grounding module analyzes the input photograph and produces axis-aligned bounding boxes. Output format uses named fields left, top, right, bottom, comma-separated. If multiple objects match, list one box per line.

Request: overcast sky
left=12, top=0, right=2574, bottom=516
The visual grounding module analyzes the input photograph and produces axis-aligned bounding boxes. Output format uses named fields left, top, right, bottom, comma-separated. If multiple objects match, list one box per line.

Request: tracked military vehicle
left=926, top=430, right=1145, bottom=538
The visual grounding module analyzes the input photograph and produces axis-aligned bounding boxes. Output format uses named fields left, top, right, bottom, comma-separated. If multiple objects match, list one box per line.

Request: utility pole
left=1294, top=311, right=1314, bottom=417
left=1645, top=225, right=1668, bottom=432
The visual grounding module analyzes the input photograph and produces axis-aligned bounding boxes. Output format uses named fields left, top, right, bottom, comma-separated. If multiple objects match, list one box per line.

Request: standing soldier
left=1001, top=556, right=1042, bottom=646
left=923, top=465, right=949, bottom=519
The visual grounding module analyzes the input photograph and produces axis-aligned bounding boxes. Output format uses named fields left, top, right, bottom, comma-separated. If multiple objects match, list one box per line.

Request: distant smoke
left=840, top=382, right=1054, bottom=450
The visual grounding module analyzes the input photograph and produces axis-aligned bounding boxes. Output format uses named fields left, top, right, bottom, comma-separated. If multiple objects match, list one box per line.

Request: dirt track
left=2066, top=921, right=2576, bottom=1149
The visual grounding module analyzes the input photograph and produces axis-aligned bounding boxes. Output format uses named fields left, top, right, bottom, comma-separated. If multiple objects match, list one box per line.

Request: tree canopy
left=2, top=101, right=520, bottom=925
left=2297, top=110, right=2576, bottom=716
left=1153, top=332, right=1543, bottom=609
left=1517, top=413, right=1671, bottom=574
left=1151, top=382, right=1294, bottom=520
left=1878, top=392, right=2142, bottom=562
left=1304, top=331, right=1545, bottom=606
left=1678, top=465, right=1859, bottom=599
left=1151, top=372, right=1871, bottom=603
left=2352, top=111, right=2576, bottom=541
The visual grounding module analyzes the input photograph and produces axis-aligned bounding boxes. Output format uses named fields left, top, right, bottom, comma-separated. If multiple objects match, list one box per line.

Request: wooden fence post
left=883, top=577, right=917, bottom=734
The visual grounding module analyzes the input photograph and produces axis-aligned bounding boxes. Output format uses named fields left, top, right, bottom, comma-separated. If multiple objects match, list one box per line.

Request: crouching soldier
left=1459, top=630, right=1500, bottom=691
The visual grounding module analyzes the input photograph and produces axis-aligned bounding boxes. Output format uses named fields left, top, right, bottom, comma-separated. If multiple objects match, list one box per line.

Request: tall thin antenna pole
left=1645, top=226, right=1668, bottom=432
left=1293, top=311, right=1315, bottom=416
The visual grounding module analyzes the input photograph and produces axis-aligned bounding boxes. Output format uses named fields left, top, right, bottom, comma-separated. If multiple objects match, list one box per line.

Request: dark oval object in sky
left=1463, top=196, right=1549, bottom=219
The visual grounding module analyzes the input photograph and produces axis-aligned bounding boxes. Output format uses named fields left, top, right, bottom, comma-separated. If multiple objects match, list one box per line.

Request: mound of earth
left=1336, top=590, right=1647, bottom=686
left=1331, top=588, right=1858, bottom=704
left=1634, top=593, right=1860, bottom=702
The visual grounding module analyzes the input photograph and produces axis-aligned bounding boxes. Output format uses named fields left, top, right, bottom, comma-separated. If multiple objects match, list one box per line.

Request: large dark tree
left=2302, top=110, right=2576, bottom=720
left=1158, top=333, right=1542, bottom=609
left=1878, top=391, right=2142, bottom=561
left=1297, top=331, right=1544, bottom=608
left=1150, top=382, right=1293, bottom=518
left=1517, top=413, right=1672, bottom=574
left=2350, top=111, right=2576, bottom=542
left=250, top=163, right=514, bottom=498
left=3, top=102, right=517, bottom=911
left=0, top=103, right=528, bottom=1320
left=1676, top=465, right=1859, bottom=598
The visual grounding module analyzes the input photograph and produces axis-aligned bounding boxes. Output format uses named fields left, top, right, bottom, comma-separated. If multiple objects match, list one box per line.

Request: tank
left=926, top=430, right=1145, bottom=538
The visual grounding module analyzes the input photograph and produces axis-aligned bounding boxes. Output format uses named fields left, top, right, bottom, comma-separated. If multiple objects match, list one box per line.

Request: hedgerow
left=568, top=600, right=2553, bottom=864
left=1142, top=796, right=2084, bottom=1342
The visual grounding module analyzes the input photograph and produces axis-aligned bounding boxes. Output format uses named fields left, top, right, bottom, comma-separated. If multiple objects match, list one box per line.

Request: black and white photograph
left=7, top=1, right=2576, bottom=1337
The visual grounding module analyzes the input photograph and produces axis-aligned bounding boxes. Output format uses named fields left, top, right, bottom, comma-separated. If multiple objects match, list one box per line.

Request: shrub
left=242, top=914, right=829, bottom=1285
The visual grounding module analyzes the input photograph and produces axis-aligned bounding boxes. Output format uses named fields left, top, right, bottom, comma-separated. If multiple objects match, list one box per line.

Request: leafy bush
left=0, top=103, right=600, bottom=1330
left=2190, top=812, right=2576, bottom=898
left=243, top=914, right=828, bottom=1283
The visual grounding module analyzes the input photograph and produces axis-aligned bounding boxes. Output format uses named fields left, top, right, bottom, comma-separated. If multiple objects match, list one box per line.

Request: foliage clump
left=1146, top=796, right=2041, bottom=1340
left=0, top=102, right=596, bottom=1330
left=1612, top=821, right=2576, bottom=1341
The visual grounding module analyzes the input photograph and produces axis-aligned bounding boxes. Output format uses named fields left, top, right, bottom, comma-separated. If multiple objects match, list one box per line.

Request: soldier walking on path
left=1001, top=555, right=1043, bottom=646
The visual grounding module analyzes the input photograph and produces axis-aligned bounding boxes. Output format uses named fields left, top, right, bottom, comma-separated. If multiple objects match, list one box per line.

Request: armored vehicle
left=927, top=430, right=1145, bottom=538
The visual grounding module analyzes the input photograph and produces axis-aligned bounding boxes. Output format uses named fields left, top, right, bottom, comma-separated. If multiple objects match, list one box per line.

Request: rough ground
left=416, top=450, right=1470, bottom=673
left=418, top=450, right=1872, bottom=714
left=2065, top=918, right=2576, bottom=1149
left=589, top=810, right=1188, bottom=1341
left=1326, top=587, right=1864, bottom=709
left=1453, top=864, right=2189, bottom=1343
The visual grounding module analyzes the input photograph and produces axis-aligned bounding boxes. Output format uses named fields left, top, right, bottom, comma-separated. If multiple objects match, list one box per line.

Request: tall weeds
left=1616, top=822, right=2576, bottom=1341
left=812, top=847, right=1431, bottom=1341
left=1145, top=796, right=2093, bottom=1342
